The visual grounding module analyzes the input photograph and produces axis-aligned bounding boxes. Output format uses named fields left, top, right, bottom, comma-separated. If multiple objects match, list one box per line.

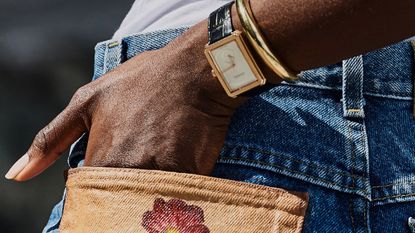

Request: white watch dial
left=211, top=40, right=257, bottom=91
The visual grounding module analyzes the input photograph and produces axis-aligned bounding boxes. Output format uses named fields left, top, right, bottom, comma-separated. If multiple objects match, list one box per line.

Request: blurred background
left=0, top=0, right=133, bottom=232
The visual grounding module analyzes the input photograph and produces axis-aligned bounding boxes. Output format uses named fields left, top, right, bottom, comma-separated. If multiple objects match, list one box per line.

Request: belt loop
left=342, top=55, right=365, bottom=119
left=411, top=40, right=415, bottom=118
left=103, top=39, right=124, bottom=74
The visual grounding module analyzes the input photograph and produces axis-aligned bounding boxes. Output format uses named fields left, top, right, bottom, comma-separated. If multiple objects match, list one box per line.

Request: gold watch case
left=204, top=30, right=266, bottom=98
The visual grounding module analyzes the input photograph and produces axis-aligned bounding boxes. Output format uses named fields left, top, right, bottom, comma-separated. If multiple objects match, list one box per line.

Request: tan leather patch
left=59, top=167, right=308, bottom=233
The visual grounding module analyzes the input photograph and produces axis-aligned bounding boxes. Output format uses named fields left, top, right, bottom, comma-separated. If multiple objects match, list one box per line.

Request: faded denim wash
left=43, top=26, right=415, bottom=233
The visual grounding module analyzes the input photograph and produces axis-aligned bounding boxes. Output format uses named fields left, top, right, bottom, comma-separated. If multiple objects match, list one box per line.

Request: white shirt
left=113, top=0, right=232, bottom=39
left=114, top=0, right=415, bottom=41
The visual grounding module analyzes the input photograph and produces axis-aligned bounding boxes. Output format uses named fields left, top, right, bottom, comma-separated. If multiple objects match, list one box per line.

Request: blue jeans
left=43, top=26, right=415, bottom=233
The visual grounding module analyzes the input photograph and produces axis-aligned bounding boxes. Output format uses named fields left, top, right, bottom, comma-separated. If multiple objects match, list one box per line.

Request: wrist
left=164, top=21, right=210, bottom=76
left=230, top=2, right=285, bottom=84
left=162, top=2, right=282, bottom=100
left=160, top=20, right=248, bottom=106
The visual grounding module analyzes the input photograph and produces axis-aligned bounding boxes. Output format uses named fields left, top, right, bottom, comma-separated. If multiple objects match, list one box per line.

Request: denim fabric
left=43, top=25, right=415, bottom=233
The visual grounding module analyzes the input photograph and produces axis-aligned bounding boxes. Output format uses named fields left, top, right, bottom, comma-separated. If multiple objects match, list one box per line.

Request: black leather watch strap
left=208, top=1, right=234, bottom=44
left=207, top=1, right=275, bottom=97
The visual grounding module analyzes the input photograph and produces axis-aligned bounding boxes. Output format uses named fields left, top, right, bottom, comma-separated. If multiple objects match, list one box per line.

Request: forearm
left=166, top=0, right=415, bottom=74
left=12, top=0, right=415, bottom=181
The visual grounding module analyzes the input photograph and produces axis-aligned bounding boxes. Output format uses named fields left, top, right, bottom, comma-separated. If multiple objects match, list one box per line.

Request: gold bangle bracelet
left=235, top=0, right=298, bottom=81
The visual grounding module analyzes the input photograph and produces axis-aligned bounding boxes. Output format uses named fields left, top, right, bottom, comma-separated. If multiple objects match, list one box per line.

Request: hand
left=5, top=21, right=247, bottom=181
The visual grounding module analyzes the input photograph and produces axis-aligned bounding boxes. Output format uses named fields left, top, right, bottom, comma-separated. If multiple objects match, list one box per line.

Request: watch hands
left=222, top=54, right=236, bottom=73
left=222, top=63, right=236, bottom=73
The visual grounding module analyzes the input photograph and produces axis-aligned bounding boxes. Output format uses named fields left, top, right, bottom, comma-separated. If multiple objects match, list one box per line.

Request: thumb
left=5, top=87, right=91, bottom=182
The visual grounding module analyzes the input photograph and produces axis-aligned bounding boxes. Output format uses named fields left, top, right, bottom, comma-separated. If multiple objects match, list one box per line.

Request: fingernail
left=5, top=153, right=29, bottom=180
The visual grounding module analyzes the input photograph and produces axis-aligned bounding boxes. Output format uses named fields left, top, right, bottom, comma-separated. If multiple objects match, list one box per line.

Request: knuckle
left=71, top=82, right=99, bottom=106
left=32, top=128, right=49, bottom=156
left=69, top=85, right=96, bottom=117
left=71, top=85, right=94, bottom=104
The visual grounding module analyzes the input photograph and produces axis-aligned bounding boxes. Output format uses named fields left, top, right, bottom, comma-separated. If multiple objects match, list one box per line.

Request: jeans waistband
left=93, top=26, right=415, bottom=99
left=298, top=41, right=414, bottom=99
left=93, top=27, right=191, bottom=80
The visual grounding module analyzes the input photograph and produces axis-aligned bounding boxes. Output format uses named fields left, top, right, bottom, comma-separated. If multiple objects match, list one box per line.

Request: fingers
left=5, top=87, right=92, bottom=181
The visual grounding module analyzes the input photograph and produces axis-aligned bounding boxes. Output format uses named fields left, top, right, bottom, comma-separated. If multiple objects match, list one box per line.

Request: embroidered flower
left=142, top=198, right=209, bottom=233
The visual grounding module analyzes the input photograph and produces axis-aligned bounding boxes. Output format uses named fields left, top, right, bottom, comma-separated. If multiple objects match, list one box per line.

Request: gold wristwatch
left=204, top=2, right=266, bottom=98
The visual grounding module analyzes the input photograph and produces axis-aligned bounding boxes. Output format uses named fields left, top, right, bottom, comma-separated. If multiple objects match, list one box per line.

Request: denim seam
left=223, top=144, right=365, bottom=179
left=103, top=43, right=109, bottom=74
left=282, top=82, right=413, bottom=100
left=218, top=156, right=368, bottom=193
left=349, top=198, right=356, bottom=233
left=364, top=200, right=369, bottom=233
left=358, top=119, right=372, bottom=233
left=102, top=44, right=108, bottom=77
left=347, top=122, right=356, bottom=189
left=361, top=119, right=371, bottom=195
left=364, top=92, right=413, bottom=100
left=348, top=119, right=370, bottom=192
left=372, top=180, right=415, bottom=188
left=280, top=82, right=413, bottom=100
left=372, top=193, right=415, bottom=201
left=282, top=82, right=342, bottom=91
left=371, top=182, right=415, bottom=201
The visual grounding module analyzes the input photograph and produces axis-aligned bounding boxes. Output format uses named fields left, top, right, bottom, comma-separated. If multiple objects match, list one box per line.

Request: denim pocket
left=59, top=167, right=308, bottom=233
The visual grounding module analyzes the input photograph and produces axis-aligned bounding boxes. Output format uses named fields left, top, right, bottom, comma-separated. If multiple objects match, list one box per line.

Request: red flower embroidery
left=142, top=198, right=209, bottom=233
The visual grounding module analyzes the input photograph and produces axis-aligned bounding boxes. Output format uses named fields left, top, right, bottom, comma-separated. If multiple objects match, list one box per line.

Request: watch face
left=210, top=40, right=258, bottom=92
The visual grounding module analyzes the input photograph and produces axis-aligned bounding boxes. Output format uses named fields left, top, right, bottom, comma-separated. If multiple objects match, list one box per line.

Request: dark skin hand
left=6, top=0, right=415, bottom=181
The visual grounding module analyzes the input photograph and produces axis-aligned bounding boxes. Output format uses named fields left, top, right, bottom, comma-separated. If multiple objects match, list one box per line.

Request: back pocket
left=59, top=167, right=308, bottom=233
